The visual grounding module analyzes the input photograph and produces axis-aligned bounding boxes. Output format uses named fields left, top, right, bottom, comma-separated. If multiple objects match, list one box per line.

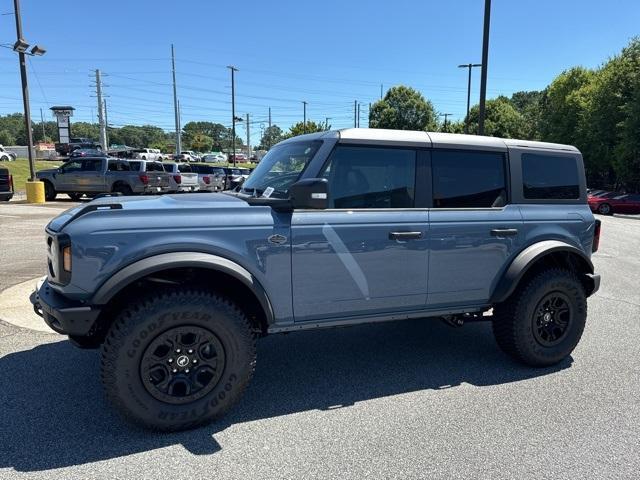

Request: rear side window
left=147, top=162, right=164, bottom=172
left=107, top=160, right=130, bottom=172
left=322, top=146, right=416, bottom=209
left=432, top=150, right=507, bottom=208
left=83, top=159, right=103, bottom=172
left=128, top=161, right=141, bottom=171
left=177, top=164, right=192, bottom=173
left=522, top=154, right=579, bottom=199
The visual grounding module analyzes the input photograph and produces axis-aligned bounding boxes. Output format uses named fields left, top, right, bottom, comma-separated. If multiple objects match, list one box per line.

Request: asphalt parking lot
left=0, top=202, right=639, bottom=479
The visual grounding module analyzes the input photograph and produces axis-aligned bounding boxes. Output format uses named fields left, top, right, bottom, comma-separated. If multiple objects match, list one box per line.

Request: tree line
left=369, top=38, right=640, bottom=191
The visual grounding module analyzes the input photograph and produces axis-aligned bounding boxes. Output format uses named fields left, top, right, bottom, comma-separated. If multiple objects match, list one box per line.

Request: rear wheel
left=492, top=268, right=587, bottom=366
left=101, top=289, right=256, bottom=431
left=112, top=183, right=133, bottom=196
left=597, top=203, right=612, bottom=215
left=68, top=192, right=82, bottom=201
left=43, top=181, right=56, bottom=201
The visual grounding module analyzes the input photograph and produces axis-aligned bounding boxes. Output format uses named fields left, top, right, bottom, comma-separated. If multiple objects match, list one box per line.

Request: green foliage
left=285, top=121, right=327, bottom=139
left=467, top=96, right=526, bottom=138
left=369, top=86, right=438, bottom=131
left=509, top=90, right=543, bottom=139
left=70, top=121, right=101, bottom=141
left=182, top=121, right=243, bottom=151
left=258, top=125, right=284, bottom=149
left=0, top=129, right=16, bottom=145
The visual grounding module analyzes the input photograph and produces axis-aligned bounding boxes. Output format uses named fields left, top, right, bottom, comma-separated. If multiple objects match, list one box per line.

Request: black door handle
left=491, top=228, right=518, bottom=237
left=389, top=231, right=423, bottom=240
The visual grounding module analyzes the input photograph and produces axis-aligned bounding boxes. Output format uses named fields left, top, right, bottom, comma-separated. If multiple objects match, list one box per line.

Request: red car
left=588, top=193, right=640, bottom=215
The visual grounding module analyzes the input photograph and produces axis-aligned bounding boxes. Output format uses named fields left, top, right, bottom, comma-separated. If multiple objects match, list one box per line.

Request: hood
left=47, top=192, right=249, bottom=233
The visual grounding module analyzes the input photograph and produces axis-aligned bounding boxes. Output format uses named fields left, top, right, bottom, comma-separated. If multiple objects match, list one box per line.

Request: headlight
left=62, top=245, right=72, bottom=272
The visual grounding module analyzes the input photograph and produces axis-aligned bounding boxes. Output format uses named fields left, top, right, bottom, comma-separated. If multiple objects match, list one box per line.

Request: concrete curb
left=0, top=278, right=52, bottom=332
left=613, top=214, right=640, bottom=221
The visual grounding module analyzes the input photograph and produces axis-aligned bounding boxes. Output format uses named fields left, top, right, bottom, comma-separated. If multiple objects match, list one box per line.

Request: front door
left=55, top=159, right=83, bottom=191
left=291, top=145, right=429, bottom=322
left=427, top=149, right=523, bottom=307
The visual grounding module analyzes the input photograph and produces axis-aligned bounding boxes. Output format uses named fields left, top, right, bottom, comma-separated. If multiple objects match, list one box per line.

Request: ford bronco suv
left=31, top=129, right=601, bottom=431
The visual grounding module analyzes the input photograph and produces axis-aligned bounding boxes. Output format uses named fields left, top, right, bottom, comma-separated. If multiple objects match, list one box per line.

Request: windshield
left=242, top=140, right=321, bottom=198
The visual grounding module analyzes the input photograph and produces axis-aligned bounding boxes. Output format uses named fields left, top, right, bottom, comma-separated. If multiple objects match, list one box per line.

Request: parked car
left=36, top=157, right=159, bottom=201
left=229, top=152, right=248, bottom=163
left=162, top=162, right=199, bottom=192
left=127, top=160, right=171, bottom=194
left=55, top=137, right=101, bottom=157
left=223, top=167, right=244, bottom=189
left=133, top=148, right=166, bottom=161
left=588, top=193, right=640, bottom=215
left=32, top=128, right=601, bottom=431
left=589, top=191, right=621, bottom=199
left=179, top=151, right=201, bottom=162
left=202, top=152, right=227, bottom=163
left=69, top=148, right=106, bottom=158
left=190, top=164, right=226, bottom=192
left=0, top=166, right=13, bottom=201
left=0, top=145, right=17, bottom=161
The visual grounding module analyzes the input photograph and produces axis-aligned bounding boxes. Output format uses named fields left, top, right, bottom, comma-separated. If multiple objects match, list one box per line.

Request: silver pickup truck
left=37, top=156, right=169, bottom=201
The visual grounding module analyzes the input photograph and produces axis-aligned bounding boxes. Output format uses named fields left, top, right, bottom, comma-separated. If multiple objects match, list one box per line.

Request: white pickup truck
left=133, top=148, right=165, bottom=161
left=162, top=162, right=199, bottom=192
left=0, top=145, right=17, bottom=161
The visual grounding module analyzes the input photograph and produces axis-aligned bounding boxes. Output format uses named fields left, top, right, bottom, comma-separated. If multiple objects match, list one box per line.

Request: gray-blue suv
left=32, top=128, right=601, bottom=431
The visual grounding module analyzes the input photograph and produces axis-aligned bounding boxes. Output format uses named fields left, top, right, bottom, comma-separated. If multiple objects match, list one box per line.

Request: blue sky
left=1, top=0, right=638, bottom=145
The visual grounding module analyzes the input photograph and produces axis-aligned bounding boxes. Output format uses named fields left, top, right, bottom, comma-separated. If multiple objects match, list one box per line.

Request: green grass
left=3, top=158, right=61, bottom=192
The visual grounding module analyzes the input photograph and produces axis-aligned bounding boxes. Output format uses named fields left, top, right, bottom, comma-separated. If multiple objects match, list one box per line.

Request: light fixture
left=30, top=44, right=46, bottom=56
left=13, top=38, right=29, bottom=53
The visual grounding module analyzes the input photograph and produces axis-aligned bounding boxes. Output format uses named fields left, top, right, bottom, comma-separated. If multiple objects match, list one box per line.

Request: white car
left=133, top=148, right=165, bottom=161
left=180, top=151, right=201, bottom=162
left=202, top=152, right=227, bottom=163
left=0, top=145, right=17, bottom=161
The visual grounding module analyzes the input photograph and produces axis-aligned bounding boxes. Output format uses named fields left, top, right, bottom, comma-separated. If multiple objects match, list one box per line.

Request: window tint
left=107, top=160, right=129, bottom=172
left=522, top=153, right=579, bottom=199
left=61, top=160, right=82, bottom=172
left=147, top=162, right=164, bottom=172
left=128, top=161, right=141, bottom=171
left=177, top=164, right=192, bottom=173
left=83, top=159, right=103, bottom=172
left=322, top=146, right=415, bottom=209
left=432, top=150, right=507, bottom=208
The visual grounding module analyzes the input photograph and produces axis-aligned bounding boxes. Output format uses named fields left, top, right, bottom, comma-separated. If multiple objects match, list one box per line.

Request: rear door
left=427, top=149, right=523, bottom=307
left=291, top=145, right=429, bottom=322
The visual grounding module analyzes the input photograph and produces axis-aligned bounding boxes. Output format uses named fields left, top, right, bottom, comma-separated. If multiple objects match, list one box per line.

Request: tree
left=182, top=121, right=242, bottom=151
left=369, top=86, right=438, bottom=131
left=285, top=121, right=327, bottom=138
left=467, top=96, right=526, bottom=138
left=258, top=125, right=284, bottom=149
left=189, top=133, right=213, bottom=151
left=70, top=122, right=100, bottom=141
left=0, top=130, right=16, bottom=145
left=509, top=90, right=543, bottom=139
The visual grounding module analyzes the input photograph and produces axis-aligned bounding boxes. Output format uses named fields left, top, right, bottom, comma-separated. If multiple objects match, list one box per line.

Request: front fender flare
left=91, top=252, right=274, bottom=324
left=490, top=240, right=594, bottom=303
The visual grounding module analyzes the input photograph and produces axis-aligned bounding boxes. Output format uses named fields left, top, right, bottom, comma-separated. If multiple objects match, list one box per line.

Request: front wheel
left=492, top=268, right=587, bottom=367
left=101, top=290, right=256, bottom=431
left=598, top=203, right=612, bottom=215
left=43, top=181, right=57, bottom=201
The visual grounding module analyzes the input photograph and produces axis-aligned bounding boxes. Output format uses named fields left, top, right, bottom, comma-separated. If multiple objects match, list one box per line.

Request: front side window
left=322, top=146, right=416, bottom=209
left=61, top=160, right=82, bottom=173
left=432, top=150, right=507, bottom=208
left=522, top=153, right=579, bottom=199
left=241, top=141, right=321, bottom=198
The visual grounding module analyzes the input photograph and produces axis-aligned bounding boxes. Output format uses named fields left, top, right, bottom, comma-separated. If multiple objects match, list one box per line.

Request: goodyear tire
left=101, top=290, right=256, bottom=431
left=492, top=268, right=587, bottom=367
left=43, top=180, right=57, bottom=201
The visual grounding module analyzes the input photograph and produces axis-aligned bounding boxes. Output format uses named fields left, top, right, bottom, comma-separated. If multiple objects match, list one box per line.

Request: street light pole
left=302, top=101, right=307, bottom=133
left=227, top=65, right=238, bottom=166
left=171, top=44, right=181, bottom=155
left=458, top=63, right=482, bottom=134
left=13, top=0, right=35, bottom=181
left=478, top=0, right=492, bottom=135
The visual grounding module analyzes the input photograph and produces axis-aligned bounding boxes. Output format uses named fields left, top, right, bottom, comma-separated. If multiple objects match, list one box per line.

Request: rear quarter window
left=522, top=153, right=579, bottom=200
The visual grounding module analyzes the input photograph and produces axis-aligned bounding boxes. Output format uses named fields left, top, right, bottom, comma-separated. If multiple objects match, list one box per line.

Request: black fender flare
left=490, top=240, right=595, bottom=303
left=91, top=252, right=274, bottom=324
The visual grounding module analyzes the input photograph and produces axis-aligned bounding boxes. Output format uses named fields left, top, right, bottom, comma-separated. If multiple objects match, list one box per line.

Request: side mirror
left=290, top=178, right=329, bottom=209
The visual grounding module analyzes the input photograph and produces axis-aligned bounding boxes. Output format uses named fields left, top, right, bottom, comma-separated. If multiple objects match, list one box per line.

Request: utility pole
left=368, top=103, right=371, bottom=128
left=95, top=69, right=107, bottom=150
left=246, top=113, right=250, bottom=156
left=14, top=0, right=35, bottom=181
left=177, top=100, right=182, bottom=152
left=267, top=107, right=272, bottom=149
left=439, top=113, right=453, bottom=131
left=39, top=107, right=45, bottom=141
left=458, top=63, right=482, bottom=134
left=302, top=101, right=307, bottom=133
left=171, top=44, right=181, bottom=155
left=357, top=103, right=360, bottom=128
left=227, top=65, right=238, bottom=166
left=354, top=100, right=357, bottom=128
left=380, top=84, right=383, bottom=100
left=103, top=99, right=109, bottom=148
left=478, top=0, right=492, bottom=135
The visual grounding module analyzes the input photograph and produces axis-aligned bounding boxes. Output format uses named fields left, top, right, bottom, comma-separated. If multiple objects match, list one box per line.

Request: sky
left=0, top=0, right=639, bottom=146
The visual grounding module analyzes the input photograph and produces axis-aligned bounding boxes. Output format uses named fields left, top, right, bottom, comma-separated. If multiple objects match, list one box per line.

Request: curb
left=613, top=214, right=640, bottom=221
left=0, top=278, right=52, bottom=332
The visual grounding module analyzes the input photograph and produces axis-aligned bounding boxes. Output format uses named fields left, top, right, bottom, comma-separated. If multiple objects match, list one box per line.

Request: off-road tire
left=492, top=268, right=587, bottom=367
left=43, top=180, right=57, bottom=201
left=112, top=183, right=133, bottom=196
left=597, top=203, right=612, bottom=215
left=101, top=289, right=256, bottom=431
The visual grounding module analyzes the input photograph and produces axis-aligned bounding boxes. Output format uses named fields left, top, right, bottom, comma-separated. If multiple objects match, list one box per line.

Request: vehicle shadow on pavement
left=0, top=318, right=571, bottom=472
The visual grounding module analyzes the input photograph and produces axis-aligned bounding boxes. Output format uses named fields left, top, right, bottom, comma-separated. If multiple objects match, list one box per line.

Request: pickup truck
left=133, top=148, right=166, bottom=162
left=162, top=162, right=199, bottom=192
left=55, top=138, right=101, bottom=157
left=36, top=156, right=166, bottom=201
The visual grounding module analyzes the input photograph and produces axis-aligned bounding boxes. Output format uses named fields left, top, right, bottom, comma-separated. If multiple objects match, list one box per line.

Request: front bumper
left=31, top=277, right=101, bottom=336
